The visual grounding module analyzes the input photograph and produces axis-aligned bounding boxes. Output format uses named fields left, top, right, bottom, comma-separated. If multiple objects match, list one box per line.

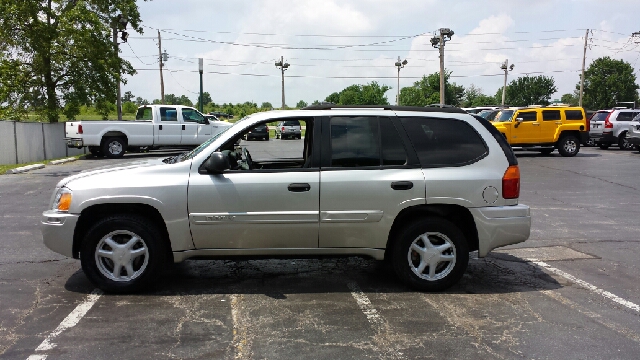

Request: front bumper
left=470, top=204, right=531, bottom=257
left=41, top=210, right=79, bottom=258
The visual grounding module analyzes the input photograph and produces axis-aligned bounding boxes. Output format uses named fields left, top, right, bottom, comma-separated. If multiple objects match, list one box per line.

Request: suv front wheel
left=392, top=218, right=469, bottom=291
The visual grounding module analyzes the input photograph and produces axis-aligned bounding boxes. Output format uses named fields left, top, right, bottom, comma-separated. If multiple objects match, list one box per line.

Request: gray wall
left=0, top=121, right=86, bottom=165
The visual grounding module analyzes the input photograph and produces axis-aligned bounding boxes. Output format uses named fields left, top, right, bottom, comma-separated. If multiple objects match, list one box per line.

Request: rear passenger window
left=330, top=117, right=379, bottom=167
left=380, top=118, right=408, bottom=166
left=160, top=107, right=177, bottom=121
left=542, top=110, right=561, bottom=121
left=399, top=117, right=488, bottom=168
left=617, top=112, right=634, bottom=121
left=518, top=112, right=537, bottom=121
left=565, top=110, right=584, bottom=120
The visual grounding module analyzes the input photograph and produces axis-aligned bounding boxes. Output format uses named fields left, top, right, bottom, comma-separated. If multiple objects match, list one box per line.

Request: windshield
left=495, top=110, right=515, bottom=122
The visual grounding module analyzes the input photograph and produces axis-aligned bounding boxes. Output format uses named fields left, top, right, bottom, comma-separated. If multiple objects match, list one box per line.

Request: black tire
left=635, top=145, right=640, bottom=151
left=101, top=137, right=127, bottom=158
left=618, top=132, right=632, bottom=150
left=80, top=215, right=168, bottom=293
left=557, top=135, right=580, bottom=157
left=297, top=134, right=302, bottom=139
left=89, top=146, right=103, bottom=157
left=391, top=218, right=469, bottom=292
left=539, top=149, right=554, bottom=155
left=599, top=143, right=610, bottom=150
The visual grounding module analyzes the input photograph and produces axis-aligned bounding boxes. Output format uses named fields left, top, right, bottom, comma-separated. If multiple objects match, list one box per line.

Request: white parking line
left=26, top=289, right=102, bottom=359
left=531, top=260, right=640, bottom=313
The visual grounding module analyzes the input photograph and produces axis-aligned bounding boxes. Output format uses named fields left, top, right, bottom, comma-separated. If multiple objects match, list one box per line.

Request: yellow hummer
left=491, top=106, right=589, bottom=156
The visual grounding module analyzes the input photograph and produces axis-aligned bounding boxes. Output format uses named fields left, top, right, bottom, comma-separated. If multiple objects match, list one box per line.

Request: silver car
left=627, top=113, right=640, bottom=151
left=41, top=106, right=531, bottom=293
left=589, top=108, right=640, bottom=150
left=275, top=119, right=302, bottom=139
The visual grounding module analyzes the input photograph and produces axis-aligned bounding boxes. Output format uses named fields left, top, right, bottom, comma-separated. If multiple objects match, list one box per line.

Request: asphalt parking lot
left=1, top=143, right=640, bottom=359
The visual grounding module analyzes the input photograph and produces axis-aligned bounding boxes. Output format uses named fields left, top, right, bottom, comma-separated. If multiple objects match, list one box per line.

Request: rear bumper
left=589, top=132, right=616, bottom=144
left=65, top=138, right=84, bottom=148
left=470, top=204, right=531, bottom=257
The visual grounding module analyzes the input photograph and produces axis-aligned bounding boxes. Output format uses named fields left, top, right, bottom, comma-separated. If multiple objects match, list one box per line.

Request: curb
left=6, top=164, right=45, bottom=174
left=50, top=157, right=78, bottom=165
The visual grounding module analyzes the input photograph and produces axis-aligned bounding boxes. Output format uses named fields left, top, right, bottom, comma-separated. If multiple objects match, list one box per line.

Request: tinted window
left=472, top=115, right=517, bottom=166
left=400, top=117, right=488, bottom=168
left=380, top=118, right=408, bottom=166
left=283, top=120, right=300, bottom=126
left=330, top=117, right=379, bottom=167
left=617, top=112, right=634, bottom=121
left=136, top=107, right=152, bottom=120
left=496, top=110, right=514, bottom=122
left=518, top=111, right=537, bottom=121
left=565, top=110, right=584, bottom=120
left=591, top=111, right=610, bottom=122
left=542, top=110, right=561, bottom=121
left=160, top=107, right=177, bottom=121
left=633, top=113, right=640, bottom=122
left=182, top=108, right=205, bottom=122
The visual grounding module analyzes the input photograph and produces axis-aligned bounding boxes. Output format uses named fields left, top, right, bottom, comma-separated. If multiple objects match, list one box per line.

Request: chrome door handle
left=391, top=181, right=413, bottom=190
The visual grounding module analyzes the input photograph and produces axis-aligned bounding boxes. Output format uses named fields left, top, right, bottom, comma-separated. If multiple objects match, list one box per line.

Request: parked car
left=492, top=106, right=588, bottom=156
left=41, top=105, right=530, bottom=293
left=275, top=119, right=302, bottom=139
left=462, top=106, right=501, bottom=114
left=626, top=113, right=640, bottom=151
left=589, top=108, right=640, bottom=150
left=477, top=109, right=499, bottom=121
left=245, top=123, right=269, bottom=141
left=65, top=105, right=232, bottom=158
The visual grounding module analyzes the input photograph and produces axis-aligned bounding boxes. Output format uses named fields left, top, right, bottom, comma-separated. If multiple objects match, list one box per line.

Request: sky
left=119, top=0, right=640, bottom=107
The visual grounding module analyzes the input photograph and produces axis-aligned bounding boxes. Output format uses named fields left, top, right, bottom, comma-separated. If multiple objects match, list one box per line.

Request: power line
left=126, top=43, right=158, bottom=66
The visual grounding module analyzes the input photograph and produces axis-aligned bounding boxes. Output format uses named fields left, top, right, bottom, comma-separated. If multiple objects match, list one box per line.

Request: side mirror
left=514, top=117, right=523, bottom=128
left=202, top=152, right=230, bottom=174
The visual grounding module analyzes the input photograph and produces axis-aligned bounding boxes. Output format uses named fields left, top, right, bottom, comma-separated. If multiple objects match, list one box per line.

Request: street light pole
left=500, top=59, right=515, bottom=106
left=431, top=28, right=454, bottom=107
left=275, top=56, right=290, bottom=109
left=198, top=58, right=203, bottom=112
left=395, top=56, right=408, bottom=105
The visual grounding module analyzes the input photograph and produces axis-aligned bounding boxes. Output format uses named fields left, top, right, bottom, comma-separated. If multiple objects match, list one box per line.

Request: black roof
left=301, top=104, right=466, bottom=114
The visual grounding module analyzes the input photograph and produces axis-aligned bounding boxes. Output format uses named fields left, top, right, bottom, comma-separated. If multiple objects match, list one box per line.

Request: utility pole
left=198, top=58, right=203, bottom=112
left=112, top=15, right=128, bottom=120
left=579, top=29, right=589, bottom=107
left=395, top=56, right=408, bottom=105
left=157, top=30, right=166, bottom=104
left=430, top=28, right=454, bottom=107
left=275, top=56, right=290, bottom=109
left=500, top=59, right=515, bottom=106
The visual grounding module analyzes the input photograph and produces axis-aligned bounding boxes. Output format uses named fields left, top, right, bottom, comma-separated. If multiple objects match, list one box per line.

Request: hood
left=56, top=158, right=167, bottom=188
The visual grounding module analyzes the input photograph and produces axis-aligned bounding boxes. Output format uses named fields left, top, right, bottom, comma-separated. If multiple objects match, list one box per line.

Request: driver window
left=219, top=118, right=314, bottom=171
left=182, top=108, right=206, bottom=123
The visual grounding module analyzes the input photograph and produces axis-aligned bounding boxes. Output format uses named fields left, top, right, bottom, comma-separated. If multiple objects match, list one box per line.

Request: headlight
left=52, top=188, right=73, bottom=212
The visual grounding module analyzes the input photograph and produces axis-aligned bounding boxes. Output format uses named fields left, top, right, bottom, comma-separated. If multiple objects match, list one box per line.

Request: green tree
left=324, top=82, right=391, bottom=105
left=123, top=91, right=135, bottom=102
left=461, top=84, right=497, bottom=107
left=0, top=0, right=144, bottom=122
left=398, top=71, right=464, bottom=107
left=560, top=92, right=579, bottom=106
left=260, top=102, right=273, bottom=110
left=296, top=100, right=308, bottom=108
left=197, top=92, right=212, bottom=107
left=500, top=75, right=557, bottom=107
left=325, top=92, right=340, bottom=104
left=122, top=101, right=137, bottom=114
left=578, top=56, right=639, bottom=109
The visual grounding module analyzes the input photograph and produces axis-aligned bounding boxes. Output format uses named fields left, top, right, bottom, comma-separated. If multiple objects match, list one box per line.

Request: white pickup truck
left=65, top=105, right=232, bottom=158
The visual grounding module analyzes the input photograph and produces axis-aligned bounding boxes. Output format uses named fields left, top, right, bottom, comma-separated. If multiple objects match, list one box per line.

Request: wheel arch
left=557, top=129, right=580, bottom=142
left=385, top=204, right=479, bottom=261
left=100, top=131, right=129, bottom=145
left=72, top=203, right=172, bottom=261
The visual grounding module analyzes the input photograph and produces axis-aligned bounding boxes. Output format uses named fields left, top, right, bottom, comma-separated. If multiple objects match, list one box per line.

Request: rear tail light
left=502, top=165, right=520, bottom=199
left=281, top=126, right=285, bottom=131
left=78, top=124, right=83, bottom=134
left=604, top=113, right=613, bottom=129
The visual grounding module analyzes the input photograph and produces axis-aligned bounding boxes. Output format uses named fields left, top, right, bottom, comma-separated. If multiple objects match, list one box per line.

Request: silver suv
left=275, top=119, right=302, bottom=139
left=41, top=106, right=530, bottom=293
left=589, top=108, right=640, bottom=149
left=627, top=113, right=640, bottom=151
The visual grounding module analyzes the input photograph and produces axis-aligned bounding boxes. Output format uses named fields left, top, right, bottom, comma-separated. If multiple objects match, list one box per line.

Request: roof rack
left=301, top=104, right=466, bottom=114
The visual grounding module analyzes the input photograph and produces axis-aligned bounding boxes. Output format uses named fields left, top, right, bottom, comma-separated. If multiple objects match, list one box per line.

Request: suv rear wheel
left=80, top=215, right=167, bottom=293
left=391, top=218, right=469, bottom=291
left=558, top=135, right=580, bottom=157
